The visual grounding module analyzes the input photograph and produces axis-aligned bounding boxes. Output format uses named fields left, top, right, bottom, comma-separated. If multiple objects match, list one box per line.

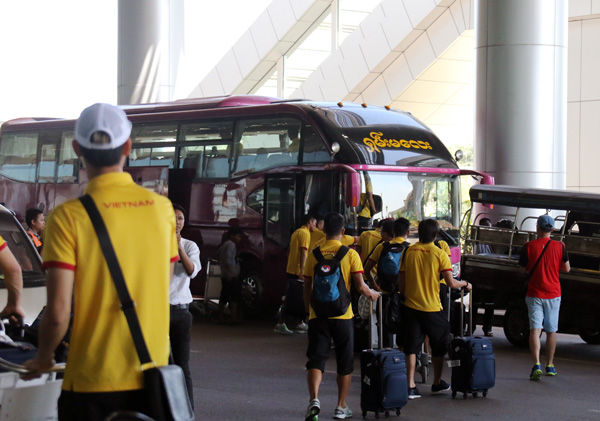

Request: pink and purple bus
left=0, top=95, right=491, bottom=315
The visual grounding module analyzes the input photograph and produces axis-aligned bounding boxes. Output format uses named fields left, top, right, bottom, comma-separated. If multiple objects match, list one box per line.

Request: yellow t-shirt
left=286, top=226, right=311, bottom=276
left=0, top=235, right=6, bottom=252
left=42, top=172, right=179, bottom=392
left=437, top=240, right=451, bottom=286
left=305, top=239, right=364, bottom=320
left=357, top=229, right=382, bottom=262
left=309, top=229, right=326, bottom=251
left=399, top=241, right=451, bottom=312
left=314, top=234, right=356, bottom=248
left=368, top=237, right=408, bottom=294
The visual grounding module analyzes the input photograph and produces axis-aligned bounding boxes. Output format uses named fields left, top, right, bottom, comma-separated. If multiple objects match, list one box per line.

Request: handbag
left=79, top=194, right=194, bottom=421
left=524, top=239, right=552, bottom=293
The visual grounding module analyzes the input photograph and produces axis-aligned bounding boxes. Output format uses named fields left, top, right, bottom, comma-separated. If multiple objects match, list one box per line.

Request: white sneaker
left=274, top=323, right=293, bottom=335
left=305, top=398, right=320, bottom=421
left=295, top=321, right=308, bottom=333
left=334, top=405, right=353, bottom=419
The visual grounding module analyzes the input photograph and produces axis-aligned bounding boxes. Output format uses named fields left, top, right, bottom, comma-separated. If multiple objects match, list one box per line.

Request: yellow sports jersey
left=358, top=177, right=374, bottom=218
left=42, top=172, right=179, bottom=392
left=437, top=240, right=451, bottom=286
left=399, top=241, right=451, bottom=312
left=286, top=226, right=311, bottom=276
left=309, top=229, right=326, bottom=251
left=305, top=240, right=364, bottom=320
left=0, top=235, right=6, bottom=252
left=368, top=237, right=408, bottom=294
left=357, top=229, right=382, bottom=262
left=314, top=234, right=356, bottom=248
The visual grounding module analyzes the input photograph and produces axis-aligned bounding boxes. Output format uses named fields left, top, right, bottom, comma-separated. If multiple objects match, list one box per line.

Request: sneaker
left=545, top=364, right=557, bottom=376
left=431, top=379, right=451, bottom=394
left=333, top=405, right=352, bottom=419
left=408, top=387, right=421, bottom=399
left=530, top=364, right=542, bottom=381
left=295, top=321, right=308, bottom=333
left=274, top=323, right=293, bottom=335
left=305, top=398, right=320, bottom=421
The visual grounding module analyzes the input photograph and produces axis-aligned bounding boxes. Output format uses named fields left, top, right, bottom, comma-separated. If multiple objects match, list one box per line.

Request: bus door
left=264, top=175, right=300, bottom=247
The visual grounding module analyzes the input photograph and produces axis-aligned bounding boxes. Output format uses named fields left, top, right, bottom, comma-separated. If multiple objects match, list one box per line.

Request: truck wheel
left=239, top=264, right=264, bottom=318
left=579, top=326, right=600, bottom=344
left=503, top=306, right=530, bottom=347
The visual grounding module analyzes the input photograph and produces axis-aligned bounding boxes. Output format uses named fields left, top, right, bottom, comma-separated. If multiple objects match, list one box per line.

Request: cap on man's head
left=75, top=103, right=132, bottom=150
left=537, top=215, right=555, bottom=232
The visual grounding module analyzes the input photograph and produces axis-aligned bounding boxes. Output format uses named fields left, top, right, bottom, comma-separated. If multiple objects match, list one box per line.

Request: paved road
left=188, top=318, right=600, bottom=420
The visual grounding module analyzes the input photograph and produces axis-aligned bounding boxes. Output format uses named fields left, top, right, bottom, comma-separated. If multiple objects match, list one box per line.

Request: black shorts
left=403, top=306, right=450, bottom=357
left=306, top=317, right=354, bottom=375
left=58, top=389, right=146, bottom=421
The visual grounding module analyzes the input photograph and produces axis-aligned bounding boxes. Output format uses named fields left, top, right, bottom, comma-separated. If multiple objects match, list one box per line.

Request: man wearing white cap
left=519, top=214, right=570, bottom=381
left=23, top=103, right=179, bottom=420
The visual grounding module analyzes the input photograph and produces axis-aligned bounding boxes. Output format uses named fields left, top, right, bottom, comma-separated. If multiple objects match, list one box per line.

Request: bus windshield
left=351, top=170, right=461, bottom=245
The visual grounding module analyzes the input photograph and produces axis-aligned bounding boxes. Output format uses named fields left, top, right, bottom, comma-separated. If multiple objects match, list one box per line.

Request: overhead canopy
left=470, top=185, right=600, bottom=214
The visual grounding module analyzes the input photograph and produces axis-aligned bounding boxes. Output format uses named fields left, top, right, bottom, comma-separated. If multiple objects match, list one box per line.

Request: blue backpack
left=311, top=246, right=351, bottom=318
left=377, top=241, right=409, bottom=292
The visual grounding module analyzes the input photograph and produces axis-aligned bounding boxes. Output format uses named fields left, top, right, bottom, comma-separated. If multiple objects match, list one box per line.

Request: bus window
left=179, top=121, right=233, bottom=179
left=0, top=132, right=38, bottom=182
left=57, top=131, right=78, bottom=183
left=234, top=118, right=300, bottom=175
left=38, top=143, right=57, bottom=183
left=129, top=123, right=177, bottom=168
left=301, top=125, right=330, bottom=164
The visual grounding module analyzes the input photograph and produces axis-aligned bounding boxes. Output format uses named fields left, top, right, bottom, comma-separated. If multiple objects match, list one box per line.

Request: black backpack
left=311, top=246, right=351, bottom=318
left=377, top=241, right=410, bottom=292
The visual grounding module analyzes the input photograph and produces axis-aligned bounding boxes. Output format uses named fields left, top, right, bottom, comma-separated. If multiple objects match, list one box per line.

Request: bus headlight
left=452, top=262, right=460, bottom=278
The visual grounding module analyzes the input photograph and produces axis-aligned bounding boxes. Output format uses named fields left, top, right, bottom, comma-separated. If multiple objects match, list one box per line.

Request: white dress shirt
left=170, top=237, right=201, bottom=305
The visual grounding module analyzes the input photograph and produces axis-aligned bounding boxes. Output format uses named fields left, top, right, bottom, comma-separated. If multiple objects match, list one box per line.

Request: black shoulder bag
left=79, top=195, right=194, bottom=421
left=524, top=239, right=552, bottom=293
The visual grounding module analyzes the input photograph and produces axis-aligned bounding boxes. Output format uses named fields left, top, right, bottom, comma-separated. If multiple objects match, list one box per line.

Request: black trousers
left=170, top=308, right=194, bottom=408
left=58, top=389, right=146, bottom=421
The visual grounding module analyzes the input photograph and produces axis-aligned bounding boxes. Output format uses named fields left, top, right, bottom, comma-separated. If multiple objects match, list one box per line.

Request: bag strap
left=312, top=247, right=325, bottom=262
left=333, top=245, right=350, bottom=262
left=529, top=239, right=552, bottom=279
left=79, top=194, right=153, bottom=366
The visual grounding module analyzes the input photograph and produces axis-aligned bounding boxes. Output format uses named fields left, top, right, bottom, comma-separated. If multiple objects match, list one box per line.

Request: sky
left=0, top=0, right=271, bottom=122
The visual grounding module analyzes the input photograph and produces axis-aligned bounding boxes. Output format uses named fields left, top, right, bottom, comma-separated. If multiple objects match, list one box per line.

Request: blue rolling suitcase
left=450, top=290, right=495, bottom=399
left=360, top=296, right=408, bottom=418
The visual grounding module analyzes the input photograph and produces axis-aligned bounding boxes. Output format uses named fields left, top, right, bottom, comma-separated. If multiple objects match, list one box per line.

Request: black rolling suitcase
left=360, top=295, right=408, bottom=418
left=450, top=289, right=495, bottom=399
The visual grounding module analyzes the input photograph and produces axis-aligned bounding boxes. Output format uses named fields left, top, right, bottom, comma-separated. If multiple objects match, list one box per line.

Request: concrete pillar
left=118, top=0, right=183, bottom=105
left=475, top=0, right=568, bottom=189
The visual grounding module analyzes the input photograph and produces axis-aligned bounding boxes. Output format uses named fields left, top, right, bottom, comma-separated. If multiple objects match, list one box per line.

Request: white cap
left=74, top=103, right=132, bottom=150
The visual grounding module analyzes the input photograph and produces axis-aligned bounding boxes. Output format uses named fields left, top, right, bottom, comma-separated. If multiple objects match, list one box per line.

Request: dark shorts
left=404, top=306, right=450, bottom=357
left=58, top=389, right=146, bottom=421
left=306, top=317, right=354, bottom=375
left=220, top=277, right=241, bottom=304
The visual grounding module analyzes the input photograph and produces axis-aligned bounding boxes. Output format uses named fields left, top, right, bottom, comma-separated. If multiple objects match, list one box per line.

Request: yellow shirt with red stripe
left=368, top=236, right=408, bottom=294
left=314, top=234, right=356, bottom=249
left=399, top=241, right=451, bottom=312
left=305, top=239, right=364, bottom=320
left=357, top=229, right=382, bottom=262
left=310, top=229, right=326, bottom=251
left=286, top=226, right=311, bottom=276
left=437, top=240, right=451, bottom=286
left=42, top=172, right=179, bottom=393
left=0, top=235, right=6, bottom=252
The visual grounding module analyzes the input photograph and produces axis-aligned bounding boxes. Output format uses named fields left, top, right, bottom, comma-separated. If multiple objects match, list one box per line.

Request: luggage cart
left=0, top=357, right=64, bottom=421
left=193, top=259, right=222, bottom=320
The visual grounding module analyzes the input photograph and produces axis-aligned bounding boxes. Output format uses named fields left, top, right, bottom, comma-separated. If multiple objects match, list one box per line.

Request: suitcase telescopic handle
left=368, top=294, right=383, bottom=350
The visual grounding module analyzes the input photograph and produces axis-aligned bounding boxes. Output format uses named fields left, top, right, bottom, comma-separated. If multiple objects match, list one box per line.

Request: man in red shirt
left=519, top=215, right=570, bottom=381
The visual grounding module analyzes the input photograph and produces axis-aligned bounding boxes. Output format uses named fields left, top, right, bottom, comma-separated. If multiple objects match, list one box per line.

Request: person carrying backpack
left=303, top=212, right=379, bottom=421
left=364, top=218, right=411, bottom=347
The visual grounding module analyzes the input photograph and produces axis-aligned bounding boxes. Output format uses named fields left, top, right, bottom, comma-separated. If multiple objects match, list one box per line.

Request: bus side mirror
left=346, top=172, right=361, bottom=207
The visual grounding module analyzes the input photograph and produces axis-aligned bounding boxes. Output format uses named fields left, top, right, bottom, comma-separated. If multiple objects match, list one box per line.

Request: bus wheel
left=503, top=305, right=530, bottom=347
left=240, top=265, right=264, bottom=318
left=579, top=326, right=600, bottom=344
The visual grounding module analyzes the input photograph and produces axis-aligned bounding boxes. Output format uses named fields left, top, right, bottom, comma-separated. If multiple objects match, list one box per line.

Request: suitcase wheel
left=362, top=411, right=367, bottom=419
left=463, top=392, right=467, bottom=399
left=384, top=411, right=389, bottom=417
left=472, top=392, right=478, bottom=398
left=483, top=390, right=488, bottom=397
left=452, top=391, right=457, bottom=398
